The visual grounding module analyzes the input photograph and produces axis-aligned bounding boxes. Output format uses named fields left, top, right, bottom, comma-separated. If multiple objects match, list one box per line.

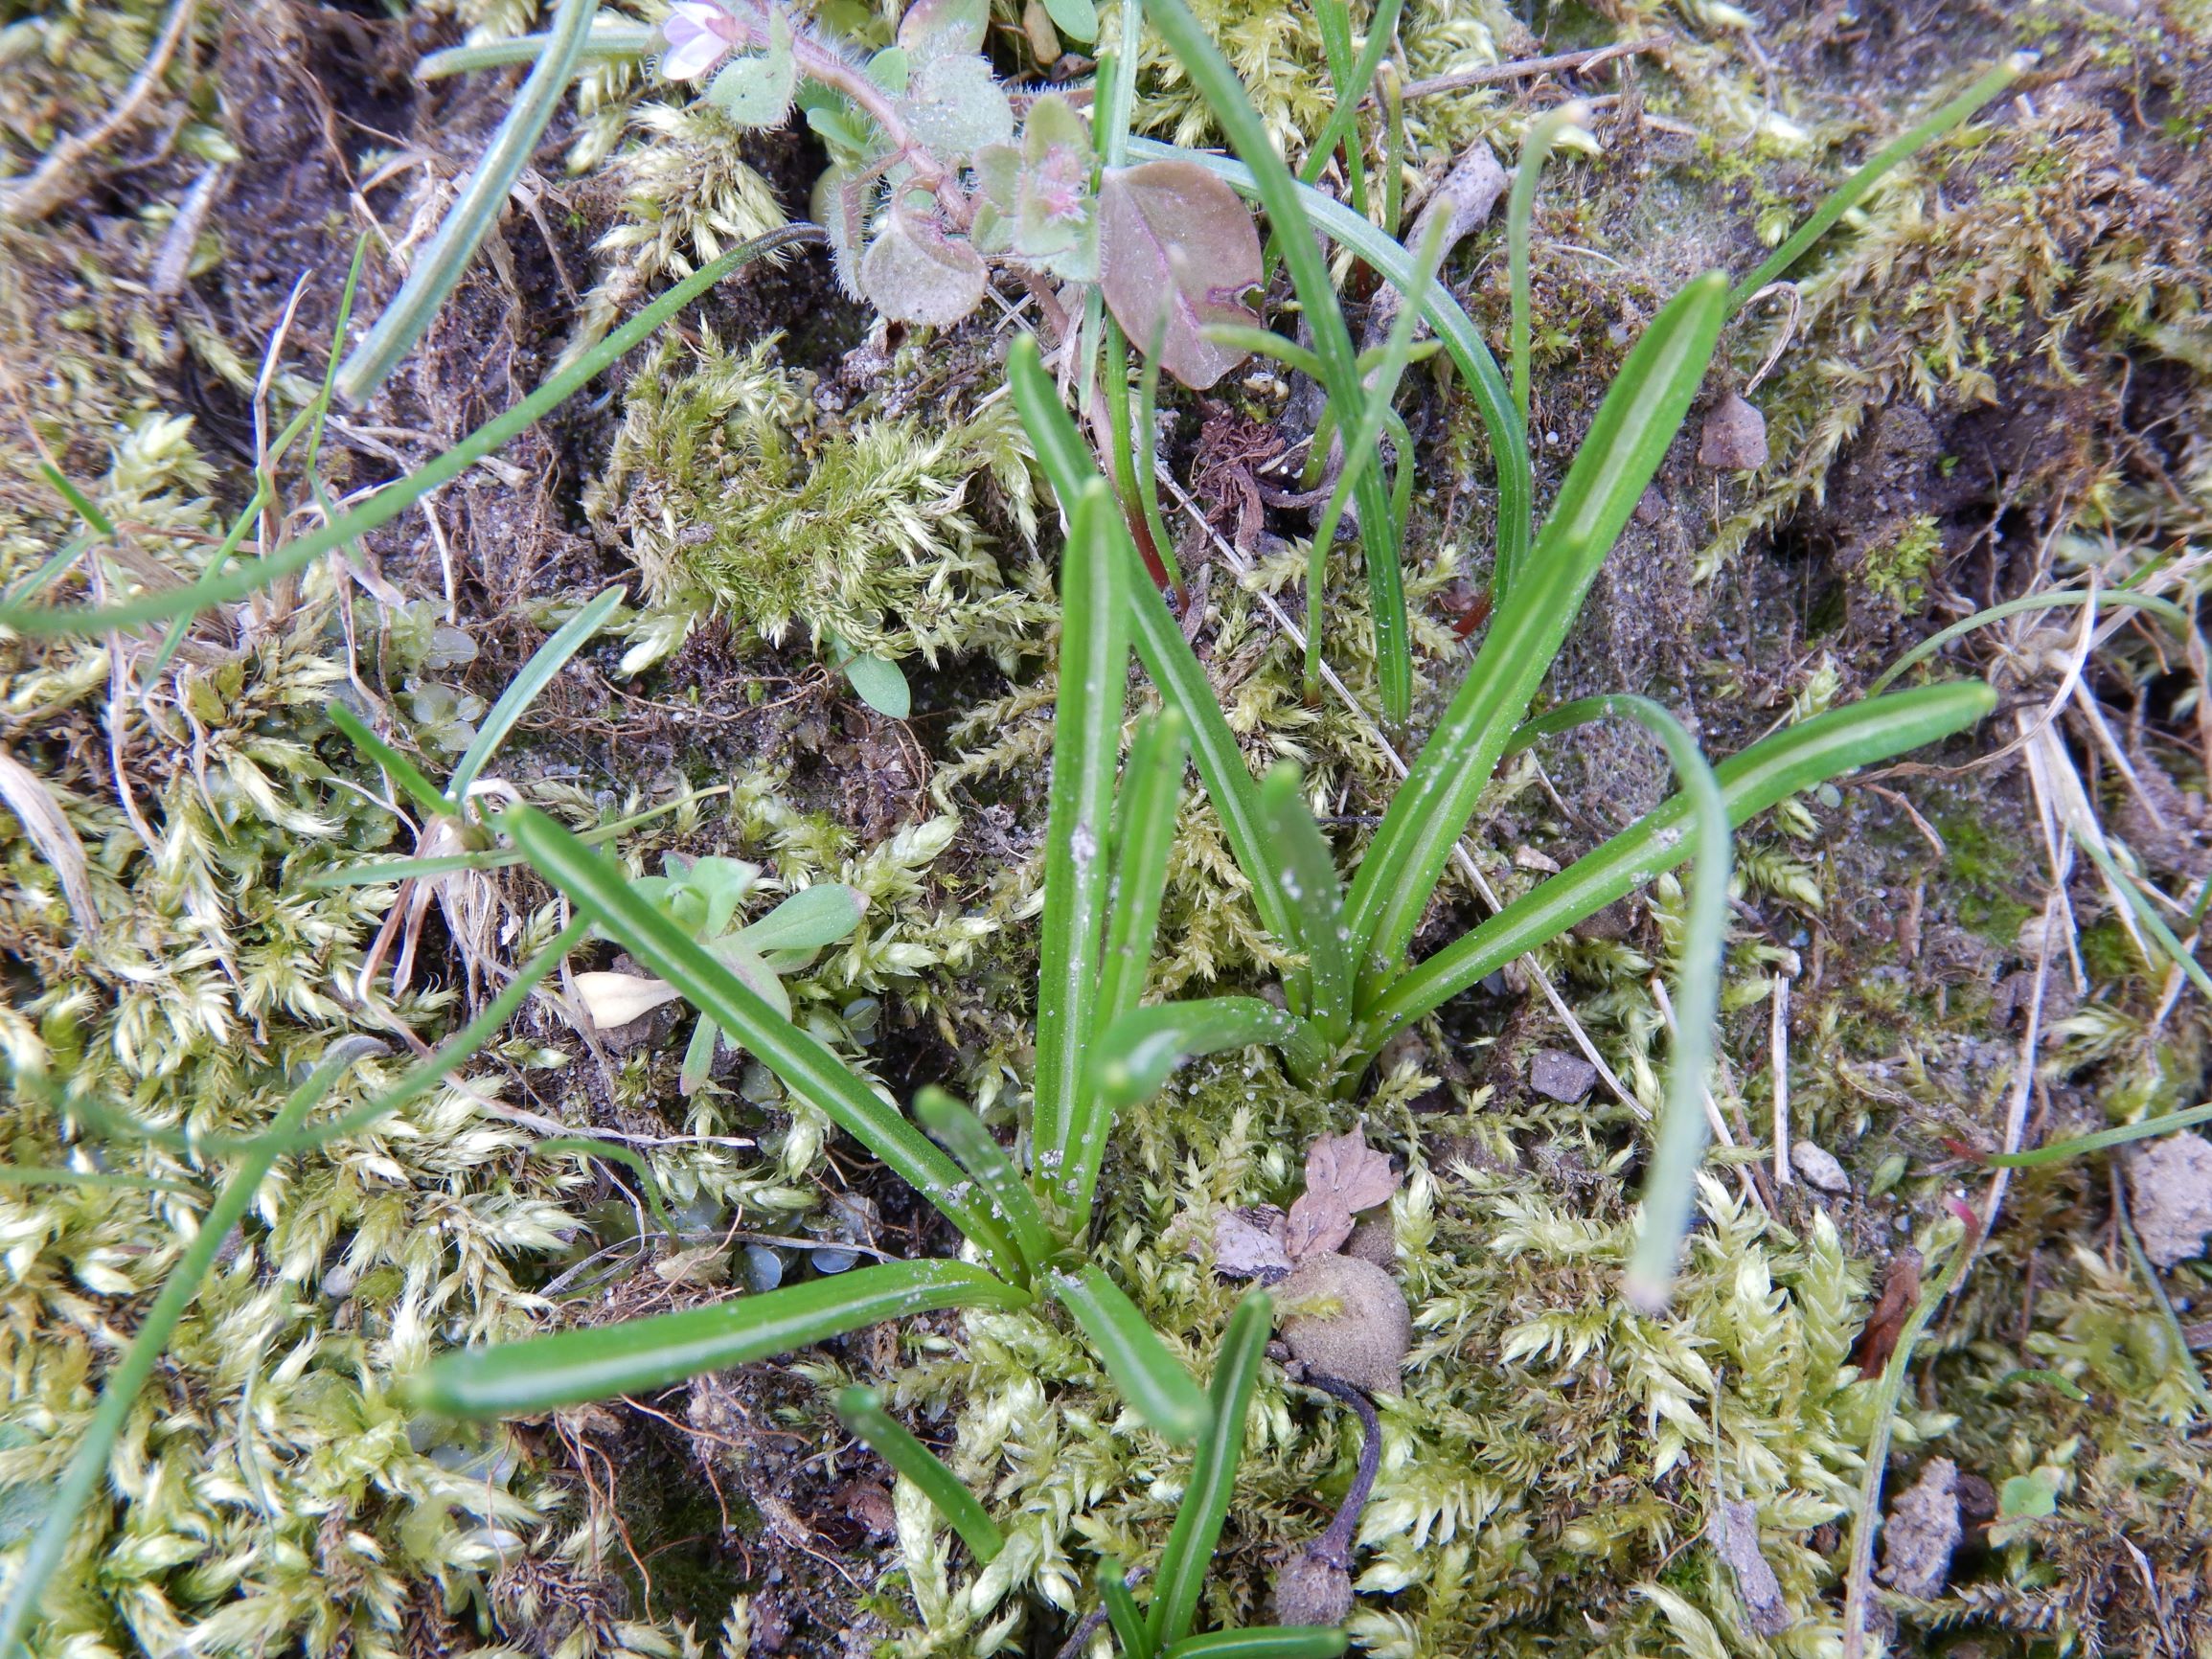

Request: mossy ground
left=3, top=0, right=2210, bottom=1655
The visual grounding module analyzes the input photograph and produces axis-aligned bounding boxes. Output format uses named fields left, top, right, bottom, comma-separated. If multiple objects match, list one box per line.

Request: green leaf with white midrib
left=1008, top=337, right=1302, bottom=964
left=1095, top=997, right=1325, bottom=1108
left=498, top=805, right=1026, bottom=1282
left=1129, top=135, right=1529, bottom=604
left=1143, top=0, right=1410, bottom=723
left=1148, top=1290, right=1271, bottom=1648
left=1097, top=708, right=1189, bottom=1034
left=836, top=1385, right=1004, bottom=1561
left=1033, top=480, right=1131, bottom=1224
left=1343, top=271, right=1730, bottom=1006
left=411, top=1261, right=1030, bottom=1417
left=915, top=1087, right=1056, bottom=1278
left=336, top=0, right=602, bottom=403
left=1049, top=1263, right=1208, bottom=1443
left=1350, top=680, right=1996, bottom=1055
left=450, top=584, right=623, bottom=805
left=1259, top=763, right=1350, bottom=1040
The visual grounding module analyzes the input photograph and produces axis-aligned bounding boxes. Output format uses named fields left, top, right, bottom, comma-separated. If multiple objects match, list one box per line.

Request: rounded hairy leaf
left=1098, top=160, right=1262, bottom=389
left=898, top=0, right=987, bottom=59
left=859, top=210, right=988, bottom=326
left=901, top=55, right=1013, bottom=157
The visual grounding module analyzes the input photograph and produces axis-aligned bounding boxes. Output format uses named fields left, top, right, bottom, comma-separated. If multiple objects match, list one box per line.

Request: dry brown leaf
left=1213, top=1207, right=1292, bottom=1280
left=1305, top=1127, right=1399, bottom=1215
left=0, top=743, right=101, bottom=938
left=1282, top=1190, right=1356, bottom=1263
left=1850, top=1248, right=1923, bottom=1377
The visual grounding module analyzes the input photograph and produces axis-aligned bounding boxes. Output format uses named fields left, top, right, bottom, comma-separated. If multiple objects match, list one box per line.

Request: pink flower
left=662, top=2, right=737, bottom=80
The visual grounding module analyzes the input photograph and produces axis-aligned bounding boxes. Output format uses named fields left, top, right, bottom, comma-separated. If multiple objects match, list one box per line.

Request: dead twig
left=0, top=0, right=202, bottom=224
left=1385, top=37, right=1665, bottom=105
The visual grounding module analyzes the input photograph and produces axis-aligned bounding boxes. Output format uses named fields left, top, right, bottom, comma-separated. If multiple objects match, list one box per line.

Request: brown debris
left=1706, top=1498, right=1791, bottom=1635
left=1699, top=393, right=1770, bottom=471
left=1850, top=1248, right=1924, bottom=1378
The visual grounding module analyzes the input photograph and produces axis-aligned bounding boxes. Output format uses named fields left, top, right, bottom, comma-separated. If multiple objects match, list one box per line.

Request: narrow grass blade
left=1508, top=103, right=1587, bottom=431
left=500, top=805, right=1025, bottom=1280
left=1048, top=1263, right=1208, bottom=1443
left=415, top=22, right=650, bottom=80
left=1354, top=681, right=1995, bottom=1052
left=1310, top=0, right=1368, bottom=217
left=1984, top=1101, right=2212, bottom=1169
left=915, top=1087, right=1057, bottom=1276
left=1035, top=479, right=1132, bottom=1224
left=1727, top=55, right=2026, bottom=313
left=1503, top=696, right=1731, bottom=1309
left=62, top=915, right=591, bottom=1158
left=36, top=461, right=114, bottom=535
left=0, top=1041, right=378, bottom=1659
left=1867, top=589, right=2186, bottom=697
left=1148, top=1290, right=1271, bottom=1648
left=836, top=1385, right=1005, bottom=1562
left=1100, top=1560, right=1153, bottom=1658
left=736, top=884, right=866, bottom=952
left=1199, top=324, right=1325, bottom=381
left=328, top=702, right=453, bottom=818
left=536, top=1135, right=679, bottom=1238
left=1103, top=318, right=1182, bottom=588
left=336, top=0, right=601, bottom=401
left=1296, top=210, right=1448, bottom=705
left=410, top=1260, right=1029, bottom=1417
left=0, top=1167, right=201, bottom=1195
left=449, top=584, right=623, bottom=803
left=1, top=228, right=821, bottom=638
left=1259, top=763, right=1350, bottom=1038
left=1010, top=337, right=1302, bottom=964
left=1144, top=0, right=1407, bottom=722
left=2075, top=832, right=2212, bottom=1007
left=1292, top=0, right=1402, bottom=195
left=306, top=852, right=523, bottom=887
left=1098, top=709, right=1190, bottom=1033
left=1095, top=998, right=1326, bottom=1108
left=1343, top=272, right=1729, bottom=1003
left=1164, top=1631, right=1349, bottom=1659
left=1129, top=136, right=1529, bottom=602
left=1378, top=58, right=1405, bottom=239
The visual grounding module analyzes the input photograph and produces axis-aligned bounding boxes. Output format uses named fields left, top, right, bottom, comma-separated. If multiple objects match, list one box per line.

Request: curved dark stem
left=1307, top=1373, right=1381, bottom=1567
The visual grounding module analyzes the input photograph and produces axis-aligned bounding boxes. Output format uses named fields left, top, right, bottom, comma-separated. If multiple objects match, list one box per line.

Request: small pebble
left=1790, top=1140, right=1851, bottom=1194
left=1530, top=1048, right=1598, bottom=1103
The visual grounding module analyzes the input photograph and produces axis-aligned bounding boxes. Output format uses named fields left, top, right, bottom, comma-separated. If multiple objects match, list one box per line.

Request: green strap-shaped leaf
left=1034, top=479, right=1132, bottom=1223
left=500, top=805, right=1026, bottom=1281
left=1985, top=1101, right=2212, bottom=1170
left=334, top=0, right=601, bottom=400
left=1148, top=1290, right=1272, bottom=1648
left=411, top=1261, right=1030, bottom=1417
left=1095, top=998, right=1326, bottom=1108
left=1097, top=709, right=1190, bottom=1034
left=1129, top=136, right=1529, bottom=604
left=1163, top=1631, right=1349, bottom=1659
left=1344, top=271, right=1730, bottom=1006
left=328, top=702, right=453, bottom=819
left=915, top=1087, right=1057, bottom=1277
left=1008, top=337, right=1303, bottom=989
left=1499, top=696, right=1730, bottom=1308
left=1048, top=1263, right=1209, bottom=1443
left=1100, top=1560, right=1154, bottom=1658
left=1143, top=0, right=1410, bottom=723
left=450, top=585, right=624, bottom=804
left=836, top=1385, right=1004, bottom=1562
left=1351, top=680, right=1996, bottom=1056
left=1258, top=763, right=1349, bottom=1038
